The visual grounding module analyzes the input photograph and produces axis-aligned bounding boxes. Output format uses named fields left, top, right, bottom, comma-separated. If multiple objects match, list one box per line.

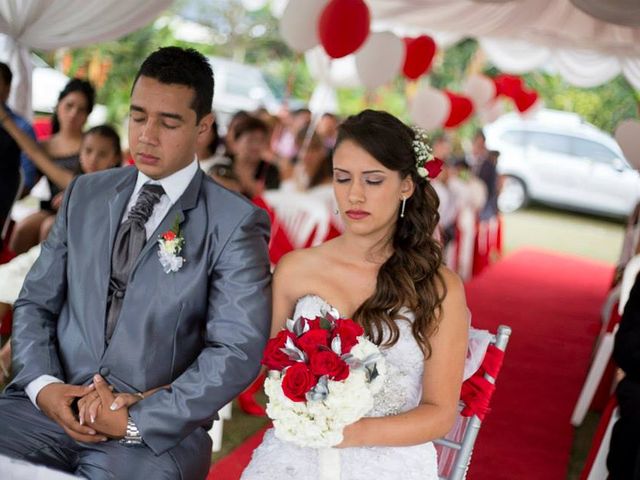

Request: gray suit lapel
left=130, top=169, right=204, bottom=275
left=94, top=168, right=137, bottom=354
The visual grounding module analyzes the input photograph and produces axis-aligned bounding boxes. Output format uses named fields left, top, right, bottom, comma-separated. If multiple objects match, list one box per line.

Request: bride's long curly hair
left=336, top=110, right=446, bottom=358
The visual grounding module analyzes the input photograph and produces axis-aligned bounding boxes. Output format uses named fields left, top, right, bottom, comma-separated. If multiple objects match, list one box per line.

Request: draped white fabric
left=0, top=0, right=173, bottom=119
left=368, top=0, right=640, bottom=88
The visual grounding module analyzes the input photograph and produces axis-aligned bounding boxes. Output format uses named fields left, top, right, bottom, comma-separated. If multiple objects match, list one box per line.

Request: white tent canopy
left=0, top=0, right=173, bottom=119
left=368, top=0, right=640, bottom=88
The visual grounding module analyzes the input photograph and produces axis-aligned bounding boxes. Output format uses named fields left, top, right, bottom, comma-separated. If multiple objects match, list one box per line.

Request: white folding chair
left=435, top=325, right=512, bottom=480
left=585, top=406, right=619, bottom=480
left=571, top=325, right=618, bottom=427
left=208, top=401, right=233, bottom=452
left=263, top=190, right=330, bottom=249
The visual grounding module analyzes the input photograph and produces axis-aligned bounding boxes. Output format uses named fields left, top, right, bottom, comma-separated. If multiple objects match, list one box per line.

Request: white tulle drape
left=0, top=0, right=173, bottom=119
left=367, top=0, right=640, bottom=88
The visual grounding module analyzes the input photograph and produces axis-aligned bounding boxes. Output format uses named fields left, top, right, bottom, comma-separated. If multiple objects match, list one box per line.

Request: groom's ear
left=196, top=112, right=214, bottom=138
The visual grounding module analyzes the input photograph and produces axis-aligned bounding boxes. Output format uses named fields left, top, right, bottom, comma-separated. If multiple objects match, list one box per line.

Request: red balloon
left=493, top=74, right=524, bottom=99
left=444, top=91, right=474, bottom=128
left=318, top=0, right=370, bottom=59
left=515, top=89, right=539, bottom=113
left=402, top=35, right=436, bottom=80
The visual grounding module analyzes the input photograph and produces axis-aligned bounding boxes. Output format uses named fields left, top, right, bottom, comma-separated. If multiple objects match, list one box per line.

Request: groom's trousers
left=0, top=395, right=182, bottom=479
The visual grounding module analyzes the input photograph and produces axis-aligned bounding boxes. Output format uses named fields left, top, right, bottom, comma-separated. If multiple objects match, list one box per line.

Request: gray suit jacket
left=7, top=166, right=272, bottom=476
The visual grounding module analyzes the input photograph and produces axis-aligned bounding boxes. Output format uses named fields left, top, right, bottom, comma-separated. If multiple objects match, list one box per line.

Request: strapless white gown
left=241, top=294, right=439, bottom=480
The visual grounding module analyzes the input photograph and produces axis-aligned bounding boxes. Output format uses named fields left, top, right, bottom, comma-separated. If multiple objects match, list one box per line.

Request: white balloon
left=270, top=0, right=288, bottom=19
left=305, top=46, right=361, bottom=89
left=354, top=32, right=404, bottom=89
left=242, top=0, right=268, bottom=11
left=615, top=119, right=640, bottom=170
left=279, top=0, right=328, bottom=53
left=409, top=86, right=450, bottom=131
left=477, top=99, right=504, bottom=125
left=463, top=74, right=496, bottom=109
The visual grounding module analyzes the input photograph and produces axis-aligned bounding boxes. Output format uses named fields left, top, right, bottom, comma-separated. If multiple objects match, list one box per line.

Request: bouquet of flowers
left=261, top=312, right=386, bottom=448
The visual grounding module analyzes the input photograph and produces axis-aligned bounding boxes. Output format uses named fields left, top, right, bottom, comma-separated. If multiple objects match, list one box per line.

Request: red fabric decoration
left=402, top=35, right=436, bottom=80
left=318, top=0, right=370, bottom=59
left=444, top=91, right=474, bottom=128
left=493, top=74, right=524, bottom=99
left=252, top=196, right=295, bottom=265
left=460, top=345, right=505, bottom=421
left=324, top=222, right=342, bottom=242
left=238, top=373, right=267, bottom=416
left=514, top=88, right=539, bottom=113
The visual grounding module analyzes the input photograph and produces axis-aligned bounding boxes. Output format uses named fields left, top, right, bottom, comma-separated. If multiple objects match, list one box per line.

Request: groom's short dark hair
left=133, top=46, right=213, bottom=122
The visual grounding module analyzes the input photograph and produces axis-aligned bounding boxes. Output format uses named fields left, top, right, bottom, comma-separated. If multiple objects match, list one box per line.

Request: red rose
left=297, top=329, right=330, bottom=356
left=331, top=318, right=364, bottom=354
left=261, top=330, right=296, bottom=371
left=309, top=350, right=349, bottom=381
left=281, top=363, right=318, bottom=402
left=426, top=158, right=444, bottom=179
left=163, top=230, right=177, bottom=241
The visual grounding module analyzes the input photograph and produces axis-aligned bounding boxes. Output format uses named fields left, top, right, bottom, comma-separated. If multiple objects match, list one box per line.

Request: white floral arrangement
left=157, top=217, right=185, bottom=273
left=411, top=126, right=443, bottom=180
left=261, top=314, right=386, bottom=448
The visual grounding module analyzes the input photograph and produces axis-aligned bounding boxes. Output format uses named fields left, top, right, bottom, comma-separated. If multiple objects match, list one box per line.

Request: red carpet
left=466, top=249, right=612, bottom=480
left=208, top=248, right=612, bottom=480
left=207, top=426, right=269, bottom=480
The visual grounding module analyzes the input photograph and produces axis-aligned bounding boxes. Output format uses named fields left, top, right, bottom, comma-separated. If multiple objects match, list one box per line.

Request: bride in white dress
left=242, top=109, right=469, bottom=480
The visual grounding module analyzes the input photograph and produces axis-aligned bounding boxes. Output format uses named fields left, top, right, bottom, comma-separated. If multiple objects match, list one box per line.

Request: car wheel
left=498, top=175, right=528, bottom=213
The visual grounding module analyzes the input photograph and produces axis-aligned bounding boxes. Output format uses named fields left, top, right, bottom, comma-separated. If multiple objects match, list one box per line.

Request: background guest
left=9, top=78, right=95, bottom=254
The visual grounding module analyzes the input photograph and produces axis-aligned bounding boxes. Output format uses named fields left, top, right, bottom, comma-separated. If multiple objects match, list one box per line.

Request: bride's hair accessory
left=411, top=126, right=443, bottom=180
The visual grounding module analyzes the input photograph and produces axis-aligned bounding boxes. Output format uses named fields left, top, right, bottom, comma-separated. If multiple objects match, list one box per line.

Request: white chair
left=263, top=190, right=330, bottom=249
left=583, top=403, right=620, bottom=480
left=435, top=325, right=512, bottom=480
left=571, top=325, right=618, bottom=427
left=208, top=401, right=233, bottom=452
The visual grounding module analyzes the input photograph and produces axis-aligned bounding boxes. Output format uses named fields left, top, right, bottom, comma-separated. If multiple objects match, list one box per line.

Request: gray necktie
left=105, top=183, right=165, bottom=343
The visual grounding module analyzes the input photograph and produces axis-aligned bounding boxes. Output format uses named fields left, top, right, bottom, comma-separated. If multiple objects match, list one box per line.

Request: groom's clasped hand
left=38, top=374, right=155, bottom=443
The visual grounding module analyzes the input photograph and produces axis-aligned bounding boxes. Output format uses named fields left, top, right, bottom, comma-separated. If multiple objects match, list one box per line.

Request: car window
left=500, top=130, right=525, bottom=145
left=527, top=132, right=572, bottom=155
left=571, top=137, right=619, bottom=164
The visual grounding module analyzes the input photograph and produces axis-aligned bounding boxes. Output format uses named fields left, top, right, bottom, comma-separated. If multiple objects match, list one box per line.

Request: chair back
left=263, top=190, right=330, bottom=249
left=435, top=324, right=512, bottom=480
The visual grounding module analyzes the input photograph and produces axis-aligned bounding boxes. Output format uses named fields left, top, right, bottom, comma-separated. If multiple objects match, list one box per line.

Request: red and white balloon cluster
left=410, top=73, right=541, bottom=131
left=280, top=0, right=541, bottom=130
left=280, top=0, right=437, bottom=88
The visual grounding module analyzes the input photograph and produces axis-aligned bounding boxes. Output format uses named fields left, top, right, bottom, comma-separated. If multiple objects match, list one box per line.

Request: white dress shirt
left=25, top=159, right=199, bottom=408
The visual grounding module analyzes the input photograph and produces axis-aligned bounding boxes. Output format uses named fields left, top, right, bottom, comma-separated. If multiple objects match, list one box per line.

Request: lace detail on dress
left=241, top=295, right=439, bottom=480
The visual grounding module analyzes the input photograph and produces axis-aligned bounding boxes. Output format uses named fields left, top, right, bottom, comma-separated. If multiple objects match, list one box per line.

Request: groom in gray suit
left=0, top=47, right=272, bottom=479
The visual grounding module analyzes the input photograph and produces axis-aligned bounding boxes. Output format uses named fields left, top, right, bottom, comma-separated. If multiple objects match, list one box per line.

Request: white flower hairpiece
left=411, top=126, right=437, bottom=179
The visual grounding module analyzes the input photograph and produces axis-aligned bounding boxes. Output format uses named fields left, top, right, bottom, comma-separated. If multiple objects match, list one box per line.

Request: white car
left=207, top=56, right=281, bottom=129
left=485, top=109, right=640, bottom=219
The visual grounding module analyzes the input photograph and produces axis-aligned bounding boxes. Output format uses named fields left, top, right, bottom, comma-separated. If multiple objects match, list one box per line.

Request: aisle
left=466, top=248, right=612, bottom=480
left=208, top=248, right=613, bottom=480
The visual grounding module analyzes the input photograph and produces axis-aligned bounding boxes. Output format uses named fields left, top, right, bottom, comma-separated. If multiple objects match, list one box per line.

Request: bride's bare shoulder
left=273, top=239, right=341, bottom=286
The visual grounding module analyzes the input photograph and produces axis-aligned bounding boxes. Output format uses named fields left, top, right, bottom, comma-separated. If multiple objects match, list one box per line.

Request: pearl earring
left=400, top=197, right=407, bottom=218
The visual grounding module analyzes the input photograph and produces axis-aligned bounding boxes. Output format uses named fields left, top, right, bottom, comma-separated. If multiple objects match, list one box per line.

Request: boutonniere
left=157, top=216, right=185, bottom=273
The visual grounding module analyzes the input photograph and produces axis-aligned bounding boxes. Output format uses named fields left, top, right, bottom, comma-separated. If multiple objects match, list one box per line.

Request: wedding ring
left=135, top=392, right=144, bottom=400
